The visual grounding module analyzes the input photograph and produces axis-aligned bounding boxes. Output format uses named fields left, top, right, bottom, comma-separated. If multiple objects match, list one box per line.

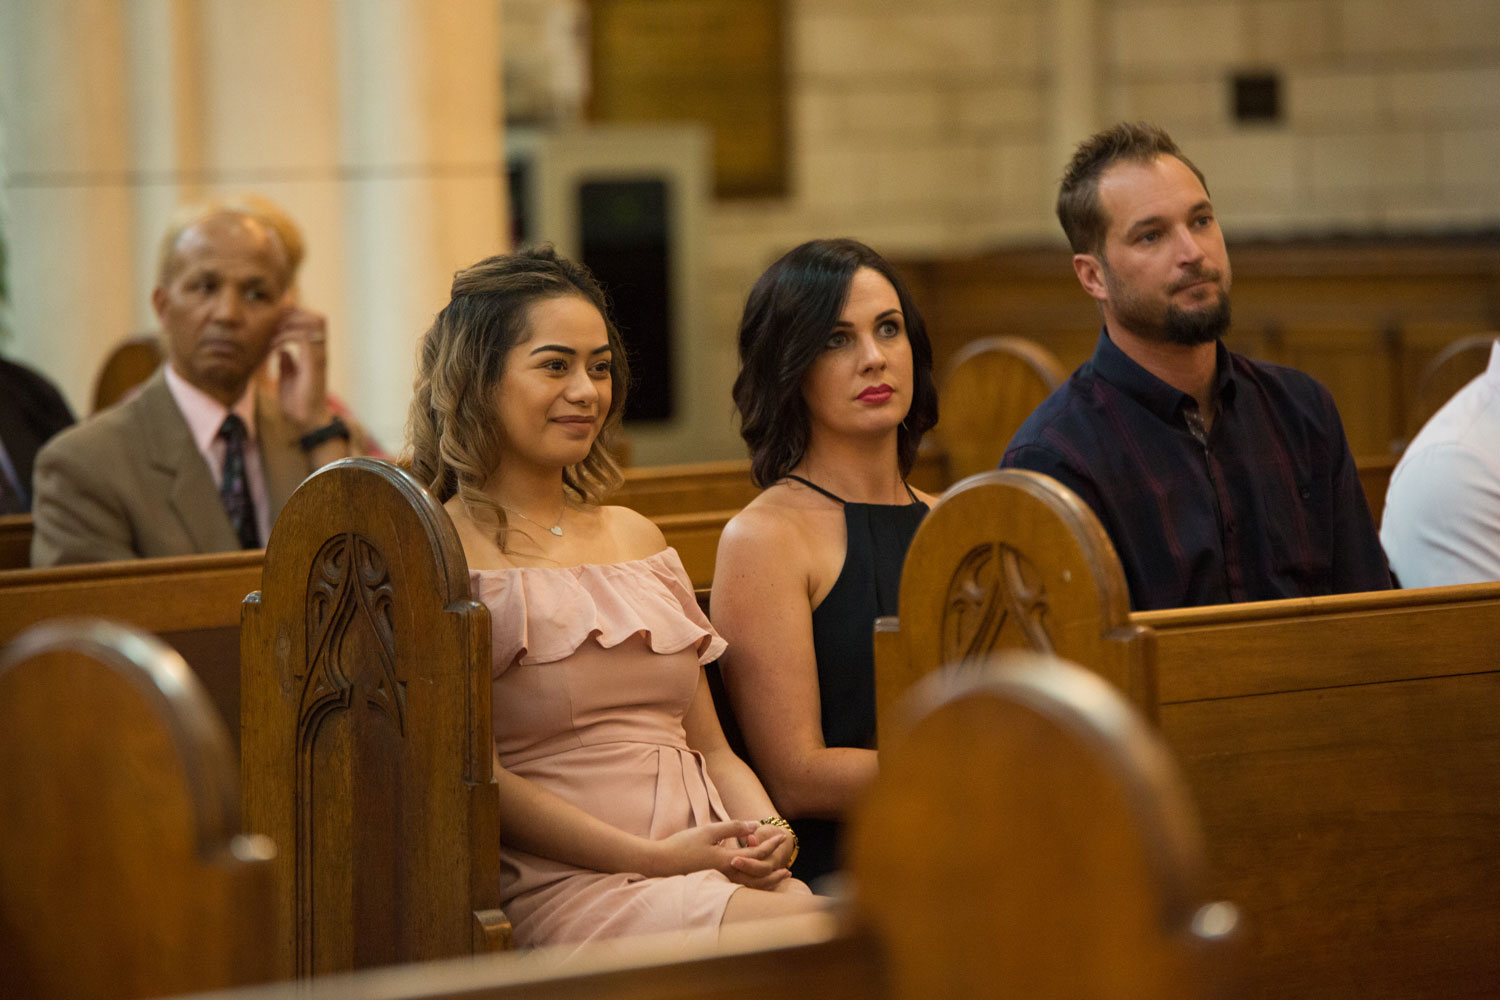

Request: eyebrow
left=833, top=308, right=903, bottom=328
left=528, top=344, right=613, bottom=356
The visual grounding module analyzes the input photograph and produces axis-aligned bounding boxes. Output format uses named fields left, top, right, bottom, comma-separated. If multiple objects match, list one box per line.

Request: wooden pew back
left=158, top=655, right=1237, bottom=1000
left=241, top=458, right=508, bottom=979
left=880, top=470, right=1500, bottom=998
left=603, top=449, right=949, bottom=518
left=1134, top=587, right=1500, bottom=998
left=851, top=653, right=1234, bottom=999
left=0, top=551, right=262, bottom=747
left=876, top=469, right=1152, bottom=740
left=0, top=618, right=276, bottom=1000
left=935, top=336, right=1068, bottom=482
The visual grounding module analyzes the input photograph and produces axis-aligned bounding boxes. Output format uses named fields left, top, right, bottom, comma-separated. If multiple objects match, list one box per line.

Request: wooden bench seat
left=149, top=654, right=1240, bottom=1000
left=877, top=469, right=1500, bottom=999
left=0, top=618, right=276, bottom=1000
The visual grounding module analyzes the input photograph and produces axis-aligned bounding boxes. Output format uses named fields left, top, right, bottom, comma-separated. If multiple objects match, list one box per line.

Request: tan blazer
left=30, top=368, right=312, bottom=566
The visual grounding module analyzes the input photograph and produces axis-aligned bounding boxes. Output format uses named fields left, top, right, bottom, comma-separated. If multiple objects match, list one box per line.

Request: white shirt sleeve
left=1381, top=442, right=1500, bottom=588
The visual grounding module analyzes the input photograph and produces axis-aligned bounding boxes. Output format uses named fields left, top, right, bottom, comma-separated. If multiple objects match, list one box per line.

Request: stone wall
left=687, top=0, right=1500, bottom=462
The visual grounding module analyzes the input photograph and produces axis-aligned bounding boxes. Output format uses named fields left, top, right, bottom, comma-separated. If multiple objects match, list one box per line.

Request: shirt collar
left=164, top=363, right=258, bottom=453
left=1090, top=326, right=1237, bottom=421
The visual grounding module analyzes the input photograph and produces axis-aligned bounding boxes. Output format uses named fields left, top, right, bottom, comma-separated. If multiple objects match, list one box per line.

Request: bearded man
left=1001, top=122, right=1391, bottom=610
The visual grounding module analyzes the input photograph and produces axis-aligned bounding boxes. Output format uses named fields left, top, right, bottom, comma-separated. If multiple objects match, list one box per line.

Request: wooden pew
left=604, top=448, right=948, bottom=517
left=0, top=617, right=276, bottom=1000
left=0, top=491, right=742, bottom=745
left=0, top=512, right=29, bottom=569
left=877, top=469, right=1500, bottom=999
left=161, top=654, right=1240, bottom=1000
left=0, top=551, right=262, bottom=747
left=241, top=457, right=509, bottom=978
left=1356, top=452, right=1397, bottom=528
left=934, top=335, right=1068, bottom=482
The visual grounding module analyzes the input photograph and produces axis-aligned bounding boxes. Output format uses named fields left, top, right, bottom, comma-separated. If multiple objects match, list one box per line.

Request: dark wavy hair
left=405, top=246, right=629, bottom=548
left=1056, top=121, right=1208, bottom=256
left=732, top=238, right=938, bottom=488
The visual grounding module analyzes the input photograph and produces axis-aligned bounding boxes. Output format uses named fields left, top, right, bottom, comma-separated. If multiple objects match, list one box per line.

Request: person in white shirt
left=1381, top=338, right=1500, bottom=587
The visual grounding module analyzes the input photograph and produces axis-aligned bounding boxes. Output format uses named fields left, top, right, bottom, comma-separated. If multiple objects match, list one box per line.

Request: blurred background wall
left=2, top=0, right=1496, bottom=461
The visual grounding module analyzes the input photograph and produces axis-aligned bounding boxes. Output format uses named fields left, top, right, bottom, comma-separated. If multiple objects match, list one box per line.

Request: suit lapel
left=138, top=371, right=241, bottom=553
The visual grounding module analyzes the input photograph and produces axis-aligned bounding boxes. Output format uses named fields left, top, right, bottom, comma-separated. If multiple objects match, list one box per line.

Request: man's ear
left=1073, top=253, right=1109, bottom=303
left=150, top=285, right=168, bottom=322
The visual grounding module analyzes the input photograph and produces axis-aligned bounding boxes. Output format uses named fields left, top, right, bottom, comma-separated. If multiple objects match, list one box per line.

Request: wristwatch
left=298, top=415, right=351, bottom=452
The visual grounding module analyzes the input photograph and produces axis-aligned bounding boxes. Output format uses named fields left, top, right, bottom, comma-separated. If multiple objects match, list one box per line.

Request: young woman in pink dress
left=405, top=247, right=819, bottom=951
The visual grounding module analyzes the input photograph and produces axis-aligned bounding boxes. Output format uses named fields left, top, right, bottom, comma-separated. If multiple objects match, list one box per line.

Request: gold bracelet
left=760, top=815, right=800, bottom=867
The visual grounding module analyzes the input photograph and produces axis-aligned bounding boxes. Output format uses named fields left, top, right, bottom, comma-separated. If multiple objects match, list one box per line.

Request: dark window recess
left=507, top=159, right=532, bottom=249
left=579, top=180, right=674, bottom=423
left=1232, top=72, right=1281, bottom=123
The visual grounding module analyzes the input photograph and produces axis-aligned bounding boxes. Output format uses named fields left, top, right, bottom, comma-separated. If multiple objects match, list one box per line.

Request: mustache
left=1168, top=268, right=1224, bottom=294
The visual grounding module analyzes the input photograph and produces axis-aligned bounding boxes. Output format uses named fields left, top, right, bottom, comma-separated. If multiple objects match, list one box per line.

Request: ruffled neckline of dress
left=469, top=548, right=725, bottom=672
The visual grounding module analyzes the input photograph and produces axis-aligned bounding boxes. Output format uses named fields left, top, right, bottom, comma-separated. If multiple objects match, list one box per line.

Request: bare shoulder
left=721, top=484, right=818, bottom=551
left=596, top=504, right=668, bottom=560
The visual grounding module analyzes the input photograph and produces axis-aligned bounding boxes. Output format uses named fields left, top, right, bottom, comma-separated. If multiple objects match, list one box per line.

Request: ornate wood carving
left=293, top=531, right=404, bottom=975
left=942, top=543, right=1054, bottom=663
left=297, top=532, right=404, bottom=744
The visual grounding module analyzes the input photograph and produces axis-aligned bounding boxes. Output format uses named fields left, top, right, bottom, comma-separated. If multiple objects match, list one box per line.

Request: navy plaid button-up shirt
left=1002, top=329, right=1392, bottom=611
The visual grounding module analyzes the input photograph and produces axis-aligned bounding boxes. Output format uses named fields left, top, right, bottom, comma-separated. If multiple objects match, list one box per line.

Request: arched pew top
left=936, top=337, right=1070, bottom=482
left=258, top=456, right=473, bottom=605
left=0, top=618, right=276, bottom=998
left=852, top=652, right=1236, bottom=999
left=881, top=469, right=1153, bottom=734
left=1, top=617, right=253, bottom=856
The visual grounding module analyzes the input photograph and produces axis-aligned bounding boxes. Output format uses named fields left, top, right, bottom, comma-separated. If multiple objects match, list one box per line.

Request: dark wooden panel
left=589, top=0, right=786, bottom=197
left=1164, top=672, right=1500, bottom=1000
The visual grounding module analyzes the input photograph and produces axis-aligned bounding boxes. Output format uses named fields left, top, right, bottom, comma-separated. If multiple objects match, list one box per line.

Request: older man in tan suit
left=31, top=204, right=356, bottom=566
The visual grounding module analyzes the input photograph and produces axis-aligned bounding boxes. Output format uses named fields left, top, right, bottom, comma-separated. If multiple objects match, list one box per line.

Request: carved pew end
left=850, top=652, right=1238, bottom=999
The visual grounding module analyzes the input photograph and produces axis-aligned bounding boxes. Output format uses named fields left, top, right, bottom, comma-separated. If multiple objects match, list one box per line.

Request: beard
left=1105, top=265, right=1232, bottom=346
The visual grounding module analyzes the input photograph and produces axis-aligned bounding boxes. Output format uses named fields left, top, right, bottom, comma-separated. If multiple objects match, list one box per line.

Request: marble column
left=0, top=0, right=504, bottom=445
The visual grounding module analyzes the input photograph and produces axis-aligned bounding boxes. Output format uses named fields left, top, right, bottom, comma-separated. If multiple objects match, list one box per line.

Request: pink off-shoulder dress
left=470, top=548, right=744, bottom=949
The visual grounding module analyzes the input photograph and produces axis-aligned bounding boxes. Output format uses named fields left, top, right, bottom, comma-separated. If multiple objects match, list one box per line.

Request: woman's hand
left=728, top=821, right=797, bottom=887
left=644, top=820, right=789, bottom=887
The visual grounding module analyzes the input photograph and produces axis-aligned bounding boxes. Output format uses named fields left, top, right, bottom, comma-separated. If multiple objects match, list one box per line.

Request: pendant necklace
left=499, top=502, right=565, bottom=537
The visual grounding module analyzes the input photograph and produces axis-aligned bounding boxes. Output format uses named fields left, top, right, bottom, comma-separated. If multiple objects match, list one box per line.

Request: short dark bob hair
left=732, top=238, right=938, bottom=488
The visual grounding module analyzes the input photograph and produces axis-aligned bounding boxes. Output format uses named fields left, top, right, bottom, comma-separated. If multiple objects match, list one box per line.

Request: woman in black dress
left=710, top=239, right=939, bottom=887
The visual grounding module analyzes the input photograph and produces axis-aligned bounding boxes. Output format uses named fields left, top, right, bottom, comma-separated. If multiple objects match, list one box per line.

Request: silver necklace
left=499, top=501, right=565, bottom=536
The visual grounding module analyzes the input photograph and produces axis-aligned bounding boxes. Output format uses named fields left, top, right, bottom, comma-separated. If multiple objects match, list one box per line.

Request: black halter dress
left=783, top=474, right=928, bottom=886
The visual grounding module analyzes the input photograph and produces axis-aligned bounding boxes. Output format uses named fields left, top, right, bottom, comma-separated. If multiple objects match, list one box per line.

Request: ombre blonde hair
left=405, top=247, right=629, bottom=550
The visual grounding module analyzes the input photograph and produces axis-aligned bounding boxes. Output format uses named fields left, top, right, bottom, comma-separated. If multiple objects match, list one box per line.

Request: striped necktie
left=217, top=414, right=259, bottom=549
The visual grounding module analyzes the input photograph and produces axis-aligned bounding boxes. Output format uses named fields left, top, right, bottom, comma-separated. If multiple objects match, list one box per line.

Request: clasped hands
left=647, top=819, right=801, bottom=891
